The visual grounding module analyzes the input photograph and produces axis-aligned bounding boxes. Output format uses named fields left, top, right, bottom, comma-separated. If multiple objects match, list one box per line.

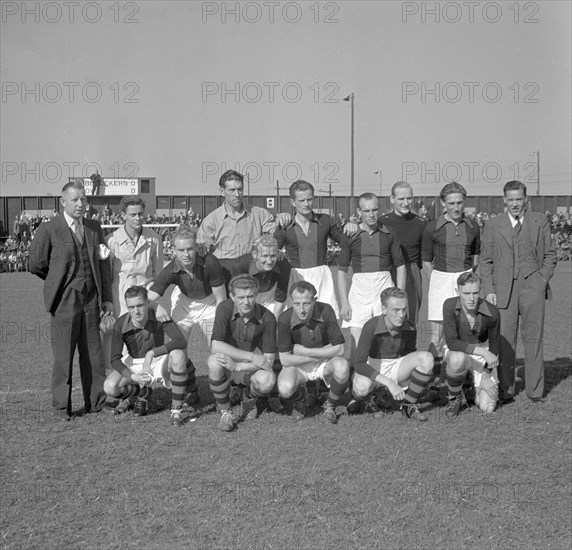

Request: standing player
left=380, top=182, right=427, bottom=325
left=442, top=273, right=500, bottom=416
left=480, top=181, right=557, bottom=403
left=277, top=281, right=349, bottom=424
left=105, top=286, right=189, bottom=426
left=274, top=180, right=344, bottom=317
left=350, top=288, right=434, bottom=421
left=197, top=170, right=276, bottom=279
left=422, top=182, right=480, bottom=376
left=338, top=192, right=406, bottom=366
left=148, top=225, right=226, bottom=407
left=207, top=275, right=277, bottom=432
left=103, top=195, right=164, bottom=371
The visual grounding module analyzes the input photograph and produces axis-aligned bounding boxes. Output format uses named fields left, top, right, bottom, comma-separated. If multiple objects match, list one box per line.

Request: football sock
left=328, top=376, right=347, bottom=405
left=289, top=386, right=305, bottom=402
left=170, top=369, right=188, bottom=409
left=117, top=384, right=139, bottom=400
left=185, top=358, right=198, bottom=395
left=209, top=374, right=230, bottom=408
left=404, top=368, right=433, bottom=405
left=446, top=371, right=466, bottom=399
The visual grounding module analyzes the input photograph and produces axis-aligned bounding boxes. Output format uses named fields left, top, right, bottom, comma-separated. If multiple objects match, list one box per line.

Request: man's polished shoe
left=529, top=396, right=546, bottom=404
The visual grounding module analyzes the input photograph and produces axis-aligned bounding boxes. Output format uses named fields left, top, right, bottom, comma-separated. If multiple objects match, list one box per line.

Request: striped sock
left=118, top=384, right=140, bottom=400
left=433, top=356, right=444, bottom=377
left=288, top=387, right=305, bottom=402
left=185, top=358, right=198, bottom=395
left=209, top=374, right=230, bottom=408
left=170, top=369, right=188, bottom=409
left=328, top=377, right=348, bottom=406
left=404, top=368, right=433, bottom=405
left=446, top=371, right=466, bottom=400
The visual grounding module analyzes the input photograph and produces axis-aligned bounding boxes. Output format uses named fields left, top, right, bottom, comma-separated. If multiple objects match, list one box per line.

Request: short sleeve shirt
left=211, top=299, right=276, bottom=353
left=277, top=302, right=344, bottom=353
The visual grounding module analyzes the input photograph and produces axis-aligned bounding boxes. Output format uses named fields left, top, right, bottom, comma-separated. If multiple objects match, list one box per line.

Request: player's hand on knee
left=132, top=373, right=150, bottom=387
left=482, top=350, right=499, bottom=369
left=387, top=381, right=405, bottom=401
left=215, top=353, right=235, bottom=371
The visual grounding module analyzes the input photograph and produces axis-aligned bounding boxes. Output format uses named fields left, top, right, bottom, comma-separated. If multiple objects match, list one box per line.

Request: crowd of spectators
left=1, top=205, right=570, bottom=272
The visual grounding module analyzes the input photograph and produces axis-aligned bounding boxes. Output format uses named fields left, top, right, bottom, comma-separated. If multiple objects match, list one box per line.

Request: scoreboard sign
left=83, top=178, right=139, bottom=196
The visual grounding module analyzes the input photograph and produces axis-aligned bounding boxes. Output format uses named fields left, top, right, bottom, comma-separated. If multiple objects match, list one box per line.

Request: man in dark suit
left=480, top=181, right=557, bottom=403
left=30, top=181, right=114, bottom=419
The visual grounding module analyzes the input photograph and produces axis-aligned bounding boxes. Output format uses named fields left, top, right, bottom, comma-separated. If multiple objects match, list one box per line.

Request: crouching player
left=104, top=286, right=189, bottom=426
left=208, top=274, right=277, bottom=432
left=277, top=282, right=349, bottom=424
left=443, top=272, right=500, bottom=416
left=148, top=225, right=226, bottom=409
left=350, top=288, right=433, bottom=421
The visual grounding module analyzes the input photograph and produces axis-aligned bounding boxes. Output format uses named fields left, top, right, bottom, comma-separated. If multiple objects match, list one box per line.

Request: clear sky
left=1, top=0, right=571, bottom=198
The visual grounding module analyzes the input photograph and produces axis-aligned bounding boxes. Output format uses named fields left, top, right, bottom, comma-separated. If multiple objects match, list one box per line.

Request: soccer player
left=422, top=182, right=480, bottom=375
left=103, top=195, right=164, bottom=371
left=380, top=182, right=427, bottom=325
left=274, top=180, right=344, bottom=317
left=480, top=181, right=557, bottom=403
left=442, top=272, right=501, bottom=416
left=350, top=287, right=434, bottom=421
left=104, top=286, right=189, bottom=426
left=208, top=274, right=277, bottom=432
left=227, top=235, right=291, bottom=319
left=277, top=281, right=349, bottom=424
left=338, top=192, right=406, bottom=365
left=197, top=170, right=276, bottom=279
left=148, top=225, right=226, bottom=408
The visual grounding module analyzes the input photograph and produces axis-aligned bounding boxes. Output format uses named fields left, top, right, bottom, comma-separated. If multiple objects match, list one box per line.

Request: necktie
left=514, top=217, right=521, bottom=236
left=73, top=220, right=84, bottom=243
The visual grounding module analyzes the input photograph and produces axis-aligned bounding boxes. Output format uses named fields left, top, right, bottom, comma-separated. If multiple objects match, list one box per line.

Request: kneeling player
left=207, top=274, right=277, bottom=432
left=148, top=225, right=226, bottom=409
left=350, top=287, right=433, bottom=421
left=443, top=272, right=500, bottom=416
left=277, top=281, right=349, bottom=424
left=104, top=286, right=189, bottom=426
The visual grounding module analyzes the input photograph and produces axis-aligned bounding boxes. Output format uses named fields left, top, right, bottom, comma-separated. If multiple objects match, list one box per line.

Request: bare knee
left=252, top=370, right=275, bottom=395
left=352, top=374, right=374, bottom=398
left=103, top=377, right=120, bottom=397
left=169, top=350, right=186, bottom=374
left=446, top=352, right=467, bottom=374
left=330, top=357, right=350, bottom=381
left=207, top=354, right=225, bottom=377
left=277, top=370, right=298, bottom=398
left=416, top=352, right=434, bottom=374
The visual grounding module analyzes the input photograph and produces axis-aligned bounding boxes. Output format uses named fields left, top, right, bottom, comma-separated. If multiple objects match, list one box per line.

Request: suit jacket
left=480, top=211, right=557, bottom=309
left=29, top=215, right=112, bottom=314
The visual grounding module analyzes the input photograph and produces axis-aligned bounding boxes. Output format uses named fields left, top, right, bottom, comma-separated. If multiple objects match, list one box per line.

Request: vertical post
left=350, top=93, right=355, bottom=205
left=276, top=180, right=279, bottom=213
left=536, top=150, right=540, bottom=196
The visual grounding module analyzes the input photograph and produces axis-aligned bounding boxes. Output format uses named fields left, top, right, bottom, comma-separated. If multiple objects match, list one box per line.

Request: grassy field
left=1, top=266, right=571, bottom=550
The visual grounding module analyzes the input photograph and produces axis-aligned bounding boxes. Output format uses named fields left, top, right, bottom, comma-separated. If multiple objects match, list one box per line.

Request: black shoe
left=364, top=395, right=386, bottom=419
left=89, top=403, right=115, bottom=415
left=445, top=396, right=462, bottom=418
left=291, top=387, right=307, bottom=421
left=241, top=395, right=259, bottom=420
left=229, top=385, right=242, bottom=407
left=401, top=403, right=428, bottom=422
left=346, top=398, right=364, bottom=415
left=133, top=387, right=153, bottom=417
left=529, top=396, right=546, bottom=404
left=499, top=391, right=515, bottom=405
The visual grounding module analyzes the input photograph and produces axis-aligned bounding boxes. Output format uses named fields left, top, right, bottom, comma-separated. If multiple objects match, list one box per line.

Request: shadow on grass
left=514, top=357, right=572, bottom=397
